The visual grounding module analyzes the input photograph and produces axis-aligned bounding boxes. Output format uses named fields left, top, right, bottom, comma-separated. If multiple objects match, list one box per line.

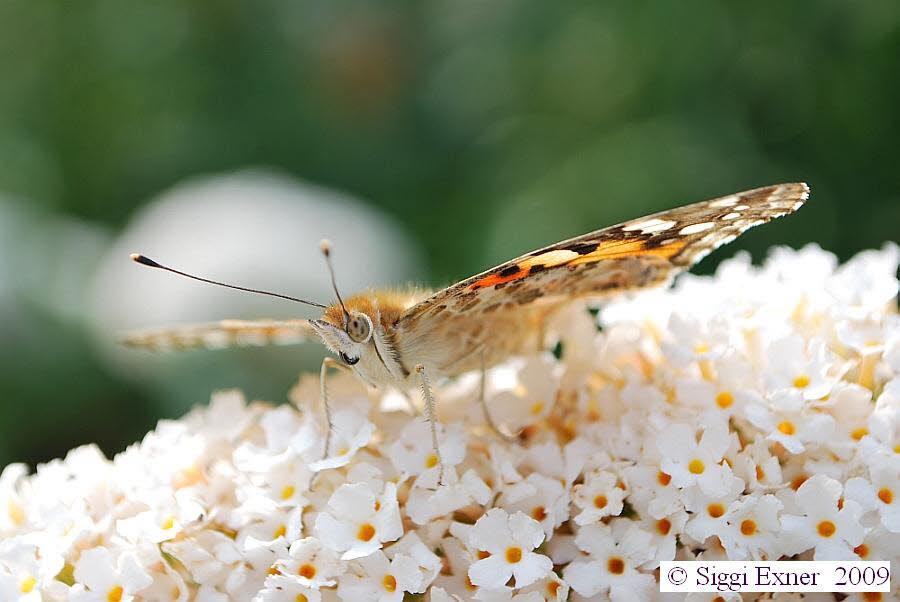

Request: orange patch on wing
left=469, top=238, right=686, bottom=290
left=569, top=238, right=688, bottom=264
left=472, top=266, right=528, bottom=289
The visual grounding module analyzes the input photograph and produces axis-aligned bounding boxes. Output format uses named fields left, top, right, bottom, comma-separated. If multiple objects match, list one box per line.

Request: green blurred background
left=1, top=1, right=898, bottom=469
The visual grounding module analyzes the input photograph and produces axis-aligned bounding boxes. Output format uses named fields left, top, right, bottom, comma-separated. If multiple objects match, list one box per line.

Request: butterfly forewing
left=395, top=183, right=808, bottom=375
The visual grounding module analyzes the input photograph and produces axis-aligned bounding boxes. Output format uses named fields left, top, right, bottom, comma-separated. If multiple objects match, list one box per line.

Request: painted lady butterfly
left=126, top=182, right=809, bottom=472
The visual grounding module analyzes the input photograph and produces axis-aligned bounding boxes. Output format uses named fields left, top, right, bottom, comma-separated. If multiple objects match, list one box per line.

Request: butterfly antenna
left=319, top=239, right=350, bottom=323
left=129, top=253, right=327, bottom=309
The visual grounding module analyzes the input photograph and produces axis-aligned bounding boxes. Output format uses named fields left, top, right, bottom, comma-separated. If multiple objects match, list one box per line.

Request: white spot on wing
left=733, top=205, right=750, bottom=211
left=708, top=195, right=739, bottom=208
left=622, top=218, right=678, bottom=234
left=722, top=212, right=741, bottom=220
left=679, top=222, right=716, bottom=235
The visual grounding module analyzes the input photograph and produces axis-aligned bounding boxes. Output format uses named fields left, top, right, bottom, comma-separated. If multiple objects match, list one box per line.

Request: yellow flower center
left=791, top=475, right=808, bottom=490
left=817, top=520, right=836, bottom=537
left=299, top=563, right=316, bottom=579
left=656, top=518, right=671, bottom=535
left=854, top=543, right=870, bottom=558
left=477, top=550, right=491, bottom=560
left=281, top=485, right=296, bottom=500
left=715, top=392, right=734, bottom=408
left=425, top=454, right=439, bottom=469
left=777, top=421, right=796, bottom=435
left=530, top=401, right=545, bottom=416
left=357, top=523, right=376, bottom=542
left=382, top=574, right=397, bottom=593
left=740, top=520, right=757, bottom=536
left=296, top=594, right=308, bottom=602
left=688, top=459, right=705, bottom=474
left=793, top=375, right=810, bottom=388
left=862, top=593, right=883, bottom=602
left=877, top=488, right=893, bottom=504
left=755, top=464, right=766, bottom=481
left=8, top=501, right=24, bottom=526
left=161, top=516, right=175, bottom=530
left=607, top=556, right=625, bottom=575
left=273, top=525, right=286, bottom=538
left=851, top=427, right=869, bottom=441
left=657, top=471, right=672, bottom=486
left=593, top=495, right=608, bottom=509
left=107, top=586, right=124, bottom=602
left=20, top=576, right=36, bottom=593
left=505, top=547, right=523, bottom=563
left=707, top=503, right=725, bottom=518
left=532, top=506, right=547, bottom=521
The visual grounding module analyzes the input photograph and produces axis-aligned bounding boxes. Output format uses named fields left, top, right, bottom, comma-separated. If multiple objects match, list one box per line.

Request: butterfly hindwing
left=121, top=319, right=315, bottom=351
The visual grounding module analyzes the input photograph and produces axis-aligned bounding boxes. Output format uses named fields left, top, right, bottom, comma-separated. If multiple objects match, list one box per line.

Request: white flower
left=766, top=336, right=844, bottom=400
left=781, top=475, right=866, bottom=560
left=719, top=494, right=783, bottom=561
left=572, top=470, right=625, bottom=525
left=162, top=529, right=243, bottom=588
left=0, top=464, right=30, bottom=533
left=622, top=463, right=682, bottom=519
left=406, top=470, right=491, bottom=525
left=487, top=355, right=559, bottom=432
left=731, top=437, right=784, bottom=492
left=850, top=526, right=900, bottom=562
left=845, top=466, right=900, bottom=533
left=744, top=392, right=836, bottom=455
left=386, top=418, right=467, bottom=488
left=467, top=509, right=552, bottom=590
left=562, top=521, right=656, bottom=601
left=639, top=509, right=688, bottom=567
left=337, top=551, right=425, bottom=602
left=663, top=314, right=735, bottom=367
left=0, top=538, right=64, bottom=601
left=498, top=473, right=570, bottom=537
left=116, top=488, right=205, bottom=543
left=658, top=422, right=734, bottom=497
left=315, top=482, right=403, bottom=560
left=683, top=470, right=745, bottom=544
left=514, top=573, right=569, bottom=601
left=69, top=547, right=153, bottom=602
left=273, top=537, right=343, bottom=588
left=310, top=409, right=375, bottom=471
left=254, top=575, right=322, bottom=602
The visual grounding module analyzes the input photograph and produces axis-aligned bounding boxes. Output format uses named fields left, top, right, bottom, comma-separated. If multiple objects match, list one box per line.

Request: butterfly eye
left=346, top=312, right=373, bottom=344
left=339, top=351, right=359, bottom=366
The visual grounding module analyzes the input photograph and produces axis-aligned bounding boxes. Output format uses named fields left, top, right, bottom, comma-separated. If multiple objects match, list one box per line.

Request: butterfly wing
left=121, top=319, right=316, bottom=351
left=395, top=183, right=808, bottom=374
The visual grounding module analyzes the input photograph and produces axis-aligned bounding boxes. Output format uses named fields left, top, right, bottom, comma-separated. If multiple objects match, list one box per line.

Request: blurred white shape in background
left=0, top=196, right=111, bottom=324
left=89, top=169, right=422, bottom=366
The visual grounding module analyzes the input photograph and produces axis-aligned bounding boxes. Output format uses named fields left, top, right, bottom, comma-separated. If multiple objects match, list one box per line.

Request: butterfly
left=125, top=182, right=809, bottom=473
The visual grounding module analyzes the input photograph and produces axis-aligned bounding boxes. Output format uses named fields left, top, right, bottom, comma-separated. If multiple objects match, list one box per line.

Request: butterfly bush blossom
left=2, top=243, right=899, bottom=601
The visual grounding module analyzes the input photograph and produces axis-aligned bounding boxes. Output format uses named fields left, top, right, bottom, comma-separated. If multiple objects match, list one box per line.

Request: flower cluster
left=2, top=243, right=899, bottom=601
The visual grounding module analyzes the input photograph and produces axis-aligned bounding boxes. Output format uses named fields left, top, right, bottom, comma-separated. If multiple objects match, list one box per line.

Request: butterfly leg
left=477, top=349, right=518, bottom=442
left=414, top=364, right=444, bottom=486
left=319, top=356, right=349, bottom=460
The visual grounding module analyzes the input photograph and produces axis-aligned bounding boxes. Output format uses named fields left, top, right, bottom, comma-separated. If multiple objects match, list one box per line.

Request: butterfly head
left=309, top=308, right=374, bottom=366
